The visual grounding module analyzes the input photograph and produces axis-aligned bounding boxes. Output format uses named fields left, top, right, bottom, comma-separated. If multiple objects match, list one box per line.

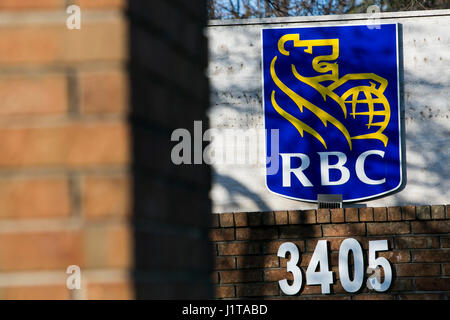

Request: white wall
left=207, top=9, right=450, bottom=213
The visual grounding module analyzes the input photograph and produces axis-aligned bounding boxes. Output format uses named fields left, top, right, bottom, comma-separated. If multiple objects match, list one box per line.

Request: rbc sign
left=262, top=24, right=402, bottom=202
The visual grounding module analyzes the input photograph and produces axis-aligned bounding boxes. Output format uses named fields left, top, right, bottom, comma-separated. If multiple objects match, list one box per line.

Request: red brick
left=415, top=278, right=450, bottom=291
left=0, top=0, right=64, bottom=10
left=442, top=236, right=450, bottom=248
left=431, top=205, right=445, bottom=220
left=330, top=208, right=344, bottom=223
left=236, top=255, right=279, bottom=269
left=214, top=257, right=236, bottom=270
left=75, top=0, right=125, bottom=9
left=308, top=295, right=351, bottom=300
left=378, top=250, right=410, bottom=263
left=235, top=212, right=274, bottom=227
left=247, top=212, right=264, bottom=226
left=82, top=175, right=130, bottom=220
left=412, top=250, right=450, bottom=263
left=234, top=211, right=275, bottom=227
left=353, top=294, right=394, bottom=300
left=411, top=221, right=450, bottom=234
left=330, top=252, right=340, bottom=265
left=364, top=237, right=394, bottom=250
left=217, top=242, right=260, bottom=256
left=87, top=281, right=133, bottom=300
left=0, top=20, right=125, bottom=65
left=0, top=74, right=67, bottom=116
left=299, top=253, right=313, bottom=267
left=306, top=237, right=368, bottom=252
left=391, top=278, right=414, bottom=291
left=219, top=213, right=234, bottom=227
left=83, top=224, right=131, bottom=269
left=398, top=293, right=443, bottom=300
left=261, top=212, right=275, bottom=225
left=317, top=209, right=330, bottom=223
left=234, top=212, right=248, bottom=227
left=366, top=222, right=410, bottom=235
left=237, top=212, right=269, bottom=226
left=215, top=285, right=235, bottom=298
left=79, top=70, right=127, bottom=114
left=0, top=177, right=70, bottom=219
left=395, top=263, right=441, bottom=276
left=322, top=223, right=365, bottom=237
left=359, top=207, right=374, bottom=222
left=402, top=206, right=416, bottom=220
left=274, top=211, right=288, bottom=225
left=289, top=210, right=316, bottom=224
left=236, top=283, right=279, bottom=297
left=443, top=263, right=450, bottom=276
left=395, top=236, right=439, bottom=249
left=236, top=227, right=277, bottom=240
left=332, top=266, right=341, bottom=279
left=263, top=240, right=305, bottom=254
left=264, top=269, right=294, bottom=282
left=387, top=207, right=402, bottom=221
left=0, top=231, right=82, bottom=271
left=279, top=225, right=322, bottom=238
left=416, top=206, right=431, bottom=220
left=0, top=284, right=70, bottom=300
left=268, top=296, right=309, bottom=300
left=209, top=229, right=234, bottom=242
left=0, top=122, right=129, bottom=167
left=345, top=208, right=358, bottom=222
left=373, top=207, right=387, bottom=221
left=219, top=270, right=262, bottom=284
left=0, top=26, right=61, bottom=64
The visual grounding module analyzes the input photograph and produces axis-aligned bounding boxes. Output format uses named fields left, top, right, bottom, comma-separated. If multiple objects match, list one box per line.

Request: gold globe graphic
left=341, top=83, right=391, bottom=147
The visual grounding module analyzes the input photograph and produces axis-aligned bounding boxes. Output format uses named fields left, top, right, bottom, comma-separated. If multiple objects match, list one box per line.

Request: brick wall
left=211, top=205, right=450, bottom=300
left=0, top=0, right=212, bottom=299
left=0, top=0, right=129, bottom=300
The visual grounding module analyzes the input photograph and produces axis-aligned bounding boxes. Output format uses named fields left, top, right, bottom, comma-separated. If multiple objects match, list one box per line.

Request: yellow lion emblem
left=270, top=34, right=391, bottom=150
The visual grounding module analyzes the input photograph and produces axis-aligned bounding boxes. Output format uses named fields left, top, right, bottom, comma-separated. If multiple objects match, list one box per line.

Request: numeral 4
left=306, top=240, right=333, bottom=294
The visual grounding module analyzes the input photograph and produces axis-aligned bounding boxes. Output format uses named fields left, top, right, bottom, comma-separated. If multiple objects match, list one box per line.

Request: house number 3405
left=278, top=239, right=392, bottom=295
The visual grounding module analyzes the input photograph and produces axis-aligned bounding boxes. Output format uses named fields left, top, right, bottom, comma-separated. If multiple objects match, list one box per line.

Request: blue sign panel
left=262, top=24, right=402, bottom=202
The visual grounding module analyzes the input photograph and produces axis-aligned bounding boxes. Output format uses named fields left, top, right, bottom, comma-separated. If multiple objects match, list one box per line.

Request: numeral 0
left=277, top=238, right=392, bottom=295
left=339, top=238, right=364, bottom=293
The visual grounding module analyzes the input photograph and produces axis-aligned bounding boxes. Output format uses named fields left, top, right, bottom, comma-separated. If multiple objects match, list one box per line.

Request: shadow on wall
left=209, top=22, right=449, bottom=212
left=214, top=172, right=271, bottom=212
left=392, top=22, right=449, bottom=206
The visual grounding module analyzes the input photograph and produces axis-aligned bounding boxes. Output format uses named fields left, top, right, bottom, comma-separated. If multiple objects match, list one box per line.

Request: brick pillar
left=128, top=0, right=213, bottom=299
left=0, top=0, right=211, bottom=299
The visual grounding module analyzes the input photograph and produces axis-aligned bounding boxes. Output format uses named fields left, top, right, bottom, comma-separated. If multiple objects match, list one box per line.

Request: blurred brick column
left=128, top=0, right=213, bottom=299
left=0, top=0, right=211, bottom=299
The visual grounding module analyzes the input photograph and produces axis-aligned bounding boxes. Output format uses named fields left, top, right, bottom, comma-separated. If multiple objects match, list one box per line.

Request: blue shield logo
left=262, top=24, right=402, bottom=202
